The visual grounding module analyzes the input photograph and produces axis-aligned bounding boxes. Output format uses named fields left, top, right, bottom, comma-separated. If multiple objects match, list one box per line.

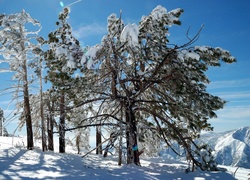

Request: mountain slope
left=211, top=127, right=250, bottom=168
left=200, top=127, right=250, bottom=168
left=161, top=127, right=250, bottom=169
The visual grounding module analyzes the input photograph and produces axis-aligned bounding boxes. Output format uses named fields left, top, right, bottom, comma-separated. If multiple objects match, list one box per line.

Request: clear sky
left=0, top=0, right=249, bottom=133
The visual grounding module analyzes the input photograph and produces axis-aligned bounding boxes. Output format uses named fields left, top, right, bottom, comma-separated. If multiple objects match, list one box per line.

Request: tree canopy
left=0, top=5, right=236, bottom=171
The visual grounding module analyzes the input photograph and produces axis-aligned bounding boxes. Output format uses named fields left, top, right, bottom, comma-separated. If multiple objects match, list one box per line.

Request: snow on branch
left=151, top=5, right=168, bottom=20
left=194, top=46, right=236, bottom=64
left=141, top=5, right=183, bottom=28
left=120, top=23, right=139, bottom=47
left=81, top=45, right=101, bottom=69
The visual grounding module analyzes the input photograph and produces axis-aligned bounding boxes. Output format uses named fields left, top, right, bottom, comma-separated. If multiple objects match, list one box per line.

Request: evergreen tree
left=44, top=7, right=82, bottom=153
left=80, top=5, right=236, bottom=169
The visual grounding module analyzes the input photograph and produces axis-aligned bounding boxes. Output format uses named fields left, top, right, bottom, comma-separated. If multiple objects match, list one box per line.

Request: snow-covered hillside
left=0, top=136, right=245, bottom=180
left=201, top=127, right=250, bottom=169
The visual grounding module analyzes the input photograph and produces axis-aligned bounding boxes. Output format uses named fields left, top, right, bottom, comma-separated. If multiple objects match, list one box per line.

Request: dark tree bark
left=0, top=109, right=3, bottom=136
left=96, top=127, right=102, bottom=154
left=21, top=39, right=34, bottom=150
left=76, top=135, right=81, bottom=154
left=23, top=75, right=34, bottom=150
left=47, top=94, right=54, bottom=151
left=126, top=104, right=140, bottom=165
left=47, top=114, right=54, bottom=151
left=118, top=138, right=122, bottom=165
left=59, top=92, right=65, bottom=153
left=19, top=25, right=34, bottom=150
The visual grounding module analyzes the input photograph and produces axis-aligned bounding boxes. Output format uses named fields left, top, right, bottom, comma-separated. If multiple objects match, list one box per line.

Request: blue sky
left=0, top=0, right=249, bottom=133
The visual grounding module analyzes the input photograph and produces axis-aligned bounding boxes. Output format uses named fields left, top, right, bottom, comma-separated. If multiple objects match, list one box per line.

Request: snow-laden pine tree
left=79, top=6, right=185, bottom=166
left=0, top=10, right=42, bottom=149
left=44, top=8, right=83, bottom=153
left=81, top=5, right=236, bottom=169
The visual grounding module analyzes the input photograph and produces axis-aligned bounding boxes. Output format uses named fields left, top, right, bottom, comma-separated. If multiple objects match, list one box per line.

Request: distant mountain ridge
left=162, top=127, right=250, bottom=169
left=201, top=126, right=250, bottom=169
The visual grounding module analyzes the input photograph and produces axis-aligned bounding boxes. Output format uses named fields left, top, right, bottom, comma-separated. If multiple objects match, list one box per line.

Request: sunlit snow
left=0, top=136, right=247, bottom=180
left=120, top=23, right=139, bottom=47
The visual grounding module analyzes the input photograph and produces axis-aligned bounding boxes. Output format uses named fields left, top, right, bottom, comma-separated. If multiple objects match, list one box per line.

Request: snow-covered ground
left=0, top=136, right=248, bottom=180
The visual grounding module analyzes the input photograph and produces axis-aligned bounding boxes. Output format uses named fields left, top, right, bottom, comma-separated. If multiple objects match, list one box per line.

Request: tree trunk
left=126, top=127, right=132, bottom=164
left=118, top=133, right=122, bottom=166
left=96, top=126, right=102, bottom=154
left=47, top=114, right=54, bottom=151
left=20, top=25, right=33, bottom=150
left=118, top=102, right=124, bottom=166
left=0, top=118, right=2, bottom=136
left=40, top=59, right=47, bottom=151
left=22, top=58, right=33, bottom=150
left=23, top=76, right=34, bottom=150
left=59, top=92, right=65, bottom=153
left=126, top=105, right=140, bottom=165
left=0, top=109, right=3, bottom=136
left=41, top=101, right=47, bottom=151
left=76, top=134, right=81, bottom=154
left=47, top=95, right=54, bottom=151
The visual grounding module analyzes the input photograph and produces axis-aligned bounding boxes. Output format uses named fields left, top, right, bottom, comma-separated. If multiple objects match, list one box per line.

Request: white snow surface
left=0, top=136, right=244, bottom=180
